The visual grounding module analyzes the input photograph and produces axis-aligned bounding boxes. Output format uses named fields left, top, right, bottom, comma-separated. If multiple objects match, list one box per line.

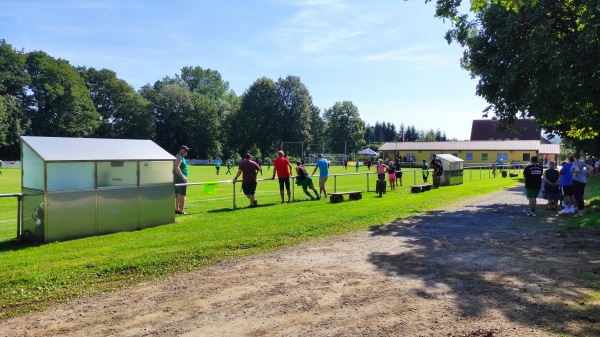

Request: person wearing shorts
left=558, top=158, right=574, bottom=214
left=296, top=161, right=320, bottom=200
left=312, top=153, right=329, bottom=199
left=234, top=153, right=262, bottom=208
left=523, top=156, right=543, bottom=217
left=272, top=150, right=292, bottom=203
left=387, top=161, right=396, bottom=191
left=394, top=159, right=402, bottom=186
left=174, top=145, right=190, bottom=215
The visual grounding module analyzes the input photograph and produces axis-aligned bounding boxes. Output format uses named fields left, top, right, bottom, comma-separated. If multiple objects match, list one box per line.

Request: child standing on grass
left=387, top=161, right=396, bottom=191
left=422, top=160, right=429, bottom=183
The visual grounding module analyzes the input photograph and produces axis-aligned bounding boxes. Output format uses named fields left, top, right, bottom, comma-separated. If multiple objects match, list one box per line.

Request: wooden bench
left=330, top=191, right=363, bottom=203
left=411, top=184, right=432, bottom=193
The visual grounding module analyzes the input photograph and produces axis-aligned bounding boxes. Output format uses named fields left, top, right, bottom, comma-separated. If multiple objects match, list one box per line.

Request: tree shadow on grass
left=368, top=187, right=600, bottom=336
left=207, top=202, right=279, bottom=213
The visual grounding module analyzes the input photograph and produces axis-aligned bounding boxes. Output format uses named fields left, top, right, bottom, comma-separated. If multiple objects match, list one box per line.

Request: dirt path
left=2, top=187, right=600, bottom=337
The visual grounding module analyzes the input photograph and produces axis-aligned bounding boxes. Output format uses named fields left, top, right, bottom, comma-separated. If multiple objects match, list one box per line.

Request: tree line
left=0, top=40, right=453, bottom=161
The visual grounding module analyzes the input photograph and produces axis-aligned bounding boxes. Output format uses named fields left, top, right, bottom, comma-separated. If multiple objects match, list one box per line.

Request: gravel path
left=1, top=186, right=599, bottom=337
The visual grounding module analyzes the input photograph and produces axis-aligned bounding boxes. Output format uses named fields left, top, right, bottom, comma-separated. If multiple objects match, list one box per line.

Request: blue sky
left=1, top=0, right=488, bottom=140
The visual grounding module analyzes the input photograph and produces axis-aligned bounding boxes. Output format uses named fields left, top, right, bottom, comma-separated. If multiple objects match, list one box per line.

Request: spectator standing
left=570, top=153, right=594, bottom=217
left=174, top=145, right=190, bottom=215
left=394, top=159, right=402, bottom=186
left=312, top=153, right=329, bottom=199
left=272, top=150, right=293, bottom=204
left=542, top=161, right=560, bottom=211
left=523, top=156, right=544, bottom=217
left=558, top=157, right=575, bottom=214
left=430, top=154, right=443, bottom=188
left=234, top=154, right=262, bottom=208
left=376, top=159, right=386, bottom=181
left=296, top=161, right=320, bottom=200
left=421, top=160, right=429, bottom=183
left=387, top=161, right=396, bottom=191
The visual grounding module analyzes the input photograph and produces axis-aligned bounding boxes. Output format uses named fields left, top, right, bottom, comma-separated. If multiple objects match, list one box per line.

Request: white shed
left=436, top=154, right=464, bottom=186
left=20, top=136, right=176, bottom=242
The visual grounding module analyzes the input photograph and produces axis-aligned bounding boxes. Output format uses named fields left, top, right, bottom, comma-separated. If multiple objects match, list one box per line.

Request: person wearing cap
left=174, top=145, right=190, bottom=215
left=311, top=153, right=329, bottom=199
left=234, top=154, right=262, bottom=208
left=272, top=150, right=293, bottom=203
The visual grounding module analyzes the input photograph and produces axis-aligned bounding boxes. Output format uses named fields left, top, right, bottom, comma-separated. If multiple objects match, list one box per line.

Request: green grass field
left=0, top=165, right=597, bottom=318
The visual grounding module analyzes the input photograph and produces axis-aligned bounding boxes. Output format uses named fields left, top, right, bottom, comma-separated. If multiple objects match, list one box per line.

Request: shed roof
left=21, top=136, right=175, bottom=161
left=378, top=140, right=544, bottom=152
left=436, top=154, right=464, bottom=162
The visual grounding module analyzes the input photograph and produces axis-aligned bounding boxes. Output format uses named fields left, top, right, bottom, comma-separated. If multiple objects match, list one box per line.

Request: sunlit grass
left=0, top=165, right=596, bottom=318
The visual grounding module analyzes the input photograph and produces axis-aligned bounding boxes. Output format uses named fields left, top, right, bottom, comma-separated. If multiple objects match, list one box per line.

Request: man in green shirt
left=174, top=145, right=190, bottom=215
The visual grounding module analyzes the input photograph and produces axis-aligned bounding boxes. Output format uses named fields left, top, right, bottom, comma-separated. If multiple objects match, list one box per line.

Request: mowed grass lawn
left=0, top=164, right=597, bottom=318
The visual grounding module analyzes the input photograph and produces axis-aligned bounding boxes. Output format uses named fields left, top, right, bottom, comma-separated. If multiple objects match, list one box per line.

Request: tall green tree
left=429, top=0, right=598, bottom=152
left=25, top=51, right=98, bottom=137
left=79, top=67, right=155, bottom=139
left=147, top=83, right=193, bottom=154
left=276, top=75, right=313, bottom=144
left=308, top=104, right=326, bottom=153
left=237, top=77, right=282, bottom=157
left=323, top=101, right=366, bottom=154
left=0, top=40, right=30, bottom=158
left=176, top=66, right=229, bottom=100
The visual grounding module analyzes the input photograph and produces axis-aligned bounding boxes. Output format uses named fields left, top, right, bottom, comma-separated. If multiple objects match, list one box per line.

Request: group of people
left=232, top=151, right=329, bottom=207
left=524, top=154, right=594, bottom=217
left=375, top=159, right=404, bottom=191
left=421, top=155, right=444, bottom=188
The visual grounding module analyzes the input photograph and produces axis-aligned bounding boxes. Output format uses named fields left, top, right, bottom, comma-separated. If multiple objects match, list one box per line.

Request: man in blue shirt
left=311, top=153, right=329, bottom=199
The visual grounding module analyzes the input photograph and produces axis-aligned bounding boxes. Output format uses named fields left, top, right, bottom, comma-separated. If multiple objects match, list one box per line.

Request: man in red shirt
left=271, top=150, right=293, bottom=203
left=233, top=154, right=262, bottom=208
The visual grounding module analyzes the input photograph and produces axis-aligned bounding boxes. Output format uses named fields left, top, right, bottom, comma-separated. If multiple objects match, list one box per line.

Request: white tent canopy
left=357, top=148, right=378, bottom=156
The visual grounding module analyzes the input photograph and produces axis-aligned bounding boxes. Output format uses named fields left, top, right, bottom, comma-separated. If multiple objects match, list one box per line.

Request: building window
left=497, top=153, right=509, bottom=162
left=451, top=153, right=458, bottom=157
left=523, top=153, right=531, bottom=162
left=482, top=153, right=488, bottom=161
left=466, top=153, right=473, bottom=161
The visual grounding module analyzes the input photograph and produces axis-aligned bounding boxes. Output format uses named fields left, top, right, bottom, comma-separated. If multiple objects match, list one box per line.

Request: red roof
left=470, top=118, right=541, bottom=141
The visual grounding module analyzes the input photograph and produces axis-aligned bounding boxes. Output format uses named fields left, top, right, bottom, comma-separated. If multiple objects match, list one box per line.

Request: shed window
left=481, top=153, right=488, bottom=161
left=523, top=153, right=531, bottom=162
left=466, top=153, right=473, bottom=161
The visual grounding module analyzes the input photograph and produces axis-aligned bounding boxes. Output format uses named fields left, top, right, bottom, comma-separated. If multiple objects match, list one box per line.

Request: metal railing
left=173, top=165, right=522, bottom=210
left=0, top=193, right=23, bottom=239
